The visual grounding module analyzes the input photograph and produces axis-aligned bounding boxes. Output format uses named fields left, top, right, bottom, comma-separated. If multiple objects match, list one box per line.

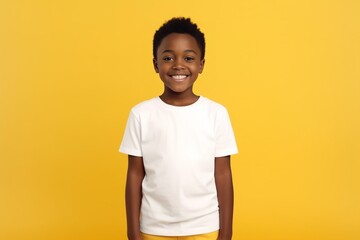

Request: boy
left=120, top=17, right=238, bottom=240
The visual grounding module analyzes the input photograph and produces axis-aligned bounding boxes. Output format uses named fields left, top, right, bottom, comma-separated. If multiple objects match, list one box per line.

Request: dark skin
left=153, top=33, right=204, bottom=106
left=125, top=155, right=145, bottom=240
left=215, top=156, right=234, bottom=240
left=125, top=33, right=234, bottom=240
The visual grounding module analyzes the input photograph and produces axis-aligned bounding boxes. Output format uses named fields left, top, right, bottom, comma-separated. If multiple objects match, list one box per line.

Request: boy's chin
left=164, top=86, right=194, bottom=94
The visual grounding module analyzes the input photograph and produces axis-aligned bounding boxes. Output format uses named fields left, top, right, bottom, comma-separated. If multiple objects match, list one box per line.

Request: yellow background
left=1, top=0, right=359, bottom=239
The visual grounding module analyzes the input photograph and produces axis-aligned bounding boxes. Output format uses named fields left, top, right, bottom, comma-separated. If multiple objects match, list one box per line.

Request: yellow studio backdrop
left=0, top=0, right=359, bottom=239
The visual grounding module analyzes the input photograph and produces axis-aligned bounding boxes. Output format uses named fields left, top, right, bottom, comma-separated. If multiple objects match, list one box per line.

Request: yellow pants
left=141, top=230, right=219, bottom=240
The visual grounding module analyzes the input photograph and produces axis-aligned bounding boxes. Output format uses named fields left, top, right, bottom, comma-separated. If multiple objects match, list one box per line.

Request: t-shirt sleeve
left=119, top=110, right=142, bottom=157
left=214, top=107, right=238, bottom=157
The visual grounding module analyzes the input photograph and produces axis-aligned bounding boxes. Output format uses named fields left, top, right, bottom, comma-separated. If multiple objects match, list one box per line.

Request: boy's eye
left=184, top=56, right=195, bottom=62
left=163, top=56, right=173, bottom=62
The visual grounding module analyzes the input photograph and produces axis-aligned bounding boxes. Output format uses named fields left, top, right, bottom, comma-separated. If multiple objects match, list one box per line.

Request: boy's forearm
left=125, top=176, right=142, bottom=239
left=215, top=156, right=234, bottom=240
left=125, top=156, right=145, bottom=240
left=217, top=177, right=234, bottom=240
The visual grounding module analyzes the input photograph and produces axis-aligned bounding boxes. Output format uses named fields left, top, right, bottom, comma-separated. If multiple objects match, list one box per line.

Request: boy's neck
left=159, top=92, right=200, bottom=106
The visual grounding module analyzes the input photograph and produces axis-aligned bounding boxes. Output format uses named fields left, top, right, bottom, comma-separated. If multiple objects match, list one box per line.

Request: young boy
left=120, top=17, right=238, bottom=240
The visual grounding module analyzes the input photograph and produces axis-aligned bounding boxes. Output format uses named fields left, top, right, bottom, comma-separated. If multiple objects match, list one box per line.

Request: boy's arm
left=125, top=155, right=145, bottom=240
left=215, top=155, right=234, bottom=240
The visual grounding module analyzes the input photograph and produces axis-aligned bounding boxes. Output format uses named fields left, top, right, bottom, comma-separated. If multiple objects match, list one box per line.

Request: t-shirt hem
left=119, top=147, right=142, bottom=157
left=215, top=149, right=238, bottom=157
left=140, top=226, right=220, bottom=237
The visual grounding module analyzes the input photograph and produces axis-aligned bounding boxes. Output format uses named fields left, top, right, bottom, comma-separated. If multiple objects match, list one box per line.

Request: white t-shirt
left=119, top=96, right=238, bottom=236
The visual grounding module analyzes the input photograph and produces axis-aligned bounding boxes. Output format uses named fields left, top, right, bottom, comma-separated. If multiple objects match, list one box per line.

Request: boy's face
left=154, top=33, right=205, bottom=95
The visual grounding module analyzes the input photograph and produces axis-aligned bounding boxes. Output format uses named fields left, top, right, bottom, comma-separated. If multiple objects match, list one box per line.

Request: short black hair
left=153, top=17, right=205, bottom=60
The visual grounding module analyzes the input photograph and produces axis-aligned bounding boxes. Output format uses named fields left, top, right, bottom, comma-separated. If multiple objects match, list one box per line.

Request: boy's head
left=153, top=17, right=205, bottom=61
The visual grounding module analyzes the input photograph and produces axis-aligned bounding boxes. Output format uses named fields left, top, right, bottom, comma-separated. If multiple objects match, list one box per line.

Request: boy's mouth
left=170, top=74, right=189, bottom=81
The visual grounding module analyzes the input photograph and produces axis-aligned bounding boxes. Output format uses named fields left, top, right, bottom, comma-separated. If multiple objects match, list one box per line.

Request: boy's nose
left=172, top=59, right=185, bottom=70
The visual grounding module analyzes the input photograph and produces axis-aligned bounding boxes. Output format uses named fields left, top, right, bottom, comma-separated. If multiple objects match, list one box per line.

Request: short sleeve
left=119, top=110, right=142, bottom=157
left=214, top=107, right=238, bottom=157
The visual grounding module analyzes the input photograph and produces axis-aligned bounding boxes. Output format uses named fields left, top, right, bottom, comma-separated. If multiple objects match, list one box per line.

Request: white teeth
left=172, top=75, right=187, bottom=80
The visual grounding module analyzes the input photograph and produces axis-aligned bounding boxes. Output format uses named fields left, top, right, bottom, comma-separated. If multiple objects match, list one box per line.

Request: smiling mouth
left=170, top=75, right=189, bottom=81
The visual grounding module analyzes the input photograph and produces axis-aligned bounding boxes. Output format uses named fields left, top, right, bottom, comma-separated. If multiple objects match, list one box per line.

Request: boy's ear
left=199, top=59, right=205, bottom=74
left=153, top=58, right=159, bottom=73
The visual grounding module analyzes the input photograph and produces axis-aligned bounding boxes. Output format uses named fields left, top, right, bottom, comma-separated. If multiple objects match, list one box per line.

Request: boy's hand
left=128, top=237, right=142, bottom=240
left=128, top=236, right=142, bottom=240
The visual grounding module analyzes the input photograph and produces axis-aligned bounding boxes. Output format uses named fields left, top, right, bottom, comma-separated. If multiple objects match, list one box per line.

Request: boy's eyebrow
left=161, top=49, right=198, bottom=55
